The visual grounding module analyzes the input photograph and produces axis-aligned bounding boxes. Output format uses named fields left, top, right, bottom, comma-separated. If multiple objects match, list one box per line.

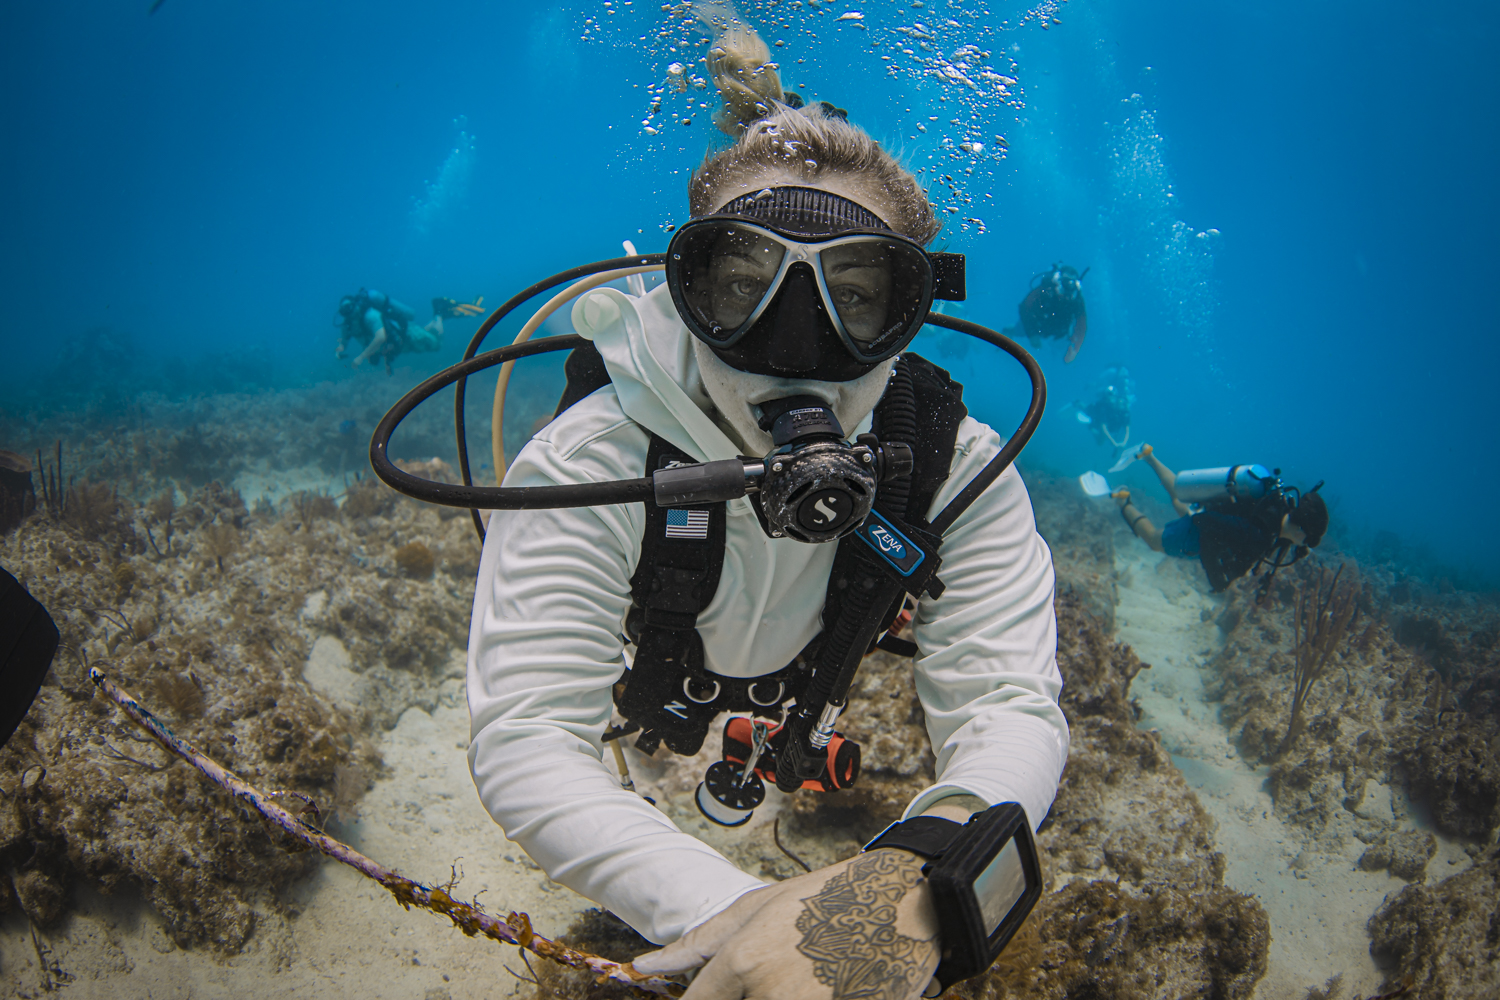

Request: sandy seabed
left=1110, top=538, right=1472, bottom=999
left=0, top=646, right=597, bottom=1000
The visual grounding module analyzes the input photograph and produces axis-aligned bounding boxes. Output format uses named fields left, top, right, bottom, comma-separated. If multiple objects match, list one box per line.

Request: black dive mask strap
left=716, top=185, right=890, bottom=237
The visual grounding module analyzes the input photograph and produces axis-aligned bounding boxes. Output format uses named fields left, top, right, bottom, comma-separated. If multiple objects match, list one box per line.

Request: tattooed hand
left=630, top=849, right=940, bottom=1000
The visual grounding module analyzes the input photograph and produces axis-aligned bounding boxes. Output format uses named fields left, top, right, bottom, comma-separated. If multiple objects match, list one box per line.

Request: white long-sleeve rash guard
left=467, top=282, right=1069, bottom=945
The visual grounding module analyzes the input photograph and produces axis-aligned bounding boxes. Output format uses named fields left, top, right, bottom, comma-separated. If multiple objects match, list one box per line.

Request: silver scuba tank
left=1173, top=464, right=1275, bottom=504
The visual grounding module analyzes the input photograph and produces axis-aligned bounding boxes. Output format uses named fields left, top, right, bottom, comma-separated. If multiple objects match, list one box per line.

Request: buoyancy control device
left=368, top=252, right=1046, bottom=825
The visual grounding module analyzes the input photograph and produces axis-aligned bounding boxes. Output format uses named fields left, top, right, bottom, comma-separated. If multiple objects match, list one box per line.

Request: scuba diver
left=1002, top=263, right=1088, bottom=364
left=457, top=13, right=1063, bottom=1000
left=1112, top=445, right=1329, bottom=594
left=335, top=289, right=473, bottom=373
left=1071, top=366, right=1134, bottom=457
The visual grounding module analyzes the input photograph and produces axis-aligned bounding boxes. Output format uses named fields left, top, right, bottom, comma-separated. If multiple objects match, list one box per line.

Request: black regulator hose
left=922, top=313, right=1047, bottom=532
left=370, top=334, right=656, bottom=510
left=451, top=254, right=667, bottom=539
left=370, top=278, right=1045, bottom=547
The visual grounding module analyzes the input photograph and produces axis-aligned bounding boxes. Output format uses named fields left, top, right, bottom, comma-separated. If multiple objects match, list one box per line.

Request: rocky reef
left=1199, top=554, right=1499, bottom=997
left=951, top=592, right=1269, bottom=1000
left=1367, top=843, right=1500, bottom=998
left=1212, top=560, right=1500, bottom=848
left=0, top=470, right=478, bottom=951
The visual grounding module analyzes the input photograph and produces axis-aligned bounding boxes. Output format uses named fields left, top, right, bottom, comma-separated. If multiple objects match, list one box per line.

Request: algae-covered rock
left=1357, top=830, right=1437, bottom=882
left=975, top=593, right=1270, bottom=1000
left=1208, top=561, right=1500, bottom=848
left=0, top=473, right=481, bottom=951
left=1368, top=845, right=1500, bottom=999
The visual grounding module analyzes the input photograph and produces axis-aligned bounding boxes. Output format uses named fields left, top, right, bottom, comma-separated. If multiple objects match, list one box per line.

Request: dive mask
left=667, top=186, right=965, bottom=382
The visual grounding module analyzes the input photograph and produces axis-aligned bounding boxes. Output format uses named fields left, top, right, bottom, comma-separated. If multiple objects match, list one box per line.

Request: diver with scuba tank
left=1002, top=263, right=1089, bottom=364
left=1113, top=445, right=1329, bottom=593
left=371, top=16, right=1058, bottom=999
left=335, top=288, right=480, bottom=373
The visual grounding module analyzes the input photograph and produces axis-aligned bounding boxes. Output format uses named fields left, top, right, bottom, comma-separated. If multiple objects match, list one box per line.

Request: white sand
left=0, top=639, right=596, bottom=1000
left=1111, top=538, right=1470, bottom=1000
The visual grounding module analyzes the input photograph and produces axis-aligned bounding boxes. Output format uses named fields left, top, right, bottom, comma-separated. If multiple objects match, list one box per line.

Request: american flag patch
left=665, top=508, right=710, bottom=540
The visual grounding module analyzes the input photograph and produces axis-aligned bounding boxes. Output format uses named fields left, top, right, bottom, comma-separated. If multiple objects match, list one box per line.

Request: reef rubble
left=0, top=472, right=478, bottom=953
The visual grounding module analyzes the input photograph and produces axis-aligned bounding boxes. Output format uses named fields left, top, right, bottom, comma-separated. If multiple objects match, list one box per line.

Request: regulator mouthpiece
left=754, top=397, right=876, bottom=543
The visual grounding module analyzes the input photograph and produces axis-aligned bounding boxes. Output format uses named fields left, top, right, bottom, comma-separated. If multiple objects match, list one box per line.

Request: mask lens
left=673, top=223, right=786, bottom=343
left=821, top=239, right=930, bottom=359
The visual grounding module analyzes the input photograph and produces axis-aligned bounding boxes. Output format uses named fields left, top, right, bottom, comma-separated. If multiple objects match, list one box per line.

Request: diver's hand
left=631, top=850, right=939, bottom=1000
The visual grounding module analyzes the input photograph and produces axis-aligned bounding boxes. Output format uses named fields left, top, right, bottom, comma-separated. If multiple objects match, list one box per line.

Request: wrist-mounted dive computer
left=863, top=802, right=1043, bottom=993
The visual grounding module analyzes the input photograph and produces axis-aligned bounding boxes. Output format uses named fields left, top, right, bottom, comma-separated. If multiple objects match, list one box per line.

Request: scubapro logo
left=812, top=497, right=838, bottom=524
left=869, top=526, right=905, bottom=558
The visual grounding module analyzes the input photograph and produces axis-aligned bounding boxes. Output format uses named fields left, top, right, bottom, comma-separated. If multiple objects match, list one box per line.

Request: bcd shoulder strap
left=553, top=347, right=966, bottom=759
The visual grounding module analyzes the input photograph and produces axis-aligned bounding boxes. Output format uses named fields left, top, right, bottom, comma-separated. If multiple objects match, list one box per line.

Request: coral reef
left=0, top=366, right=509, bottom=506
left=0, top=466, right=482, bottom=950
left=1367, top=844, right=1500, bottom=999
left=1208, top=559, right=1500, bottom=851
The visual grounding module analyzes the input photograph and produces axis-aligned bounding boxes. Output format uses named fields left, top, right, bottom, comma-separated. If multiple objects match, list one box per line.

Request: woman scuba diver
left=1113, top=445, right=1330, bottom=594
left=439, top=10, right=1064, bottom=998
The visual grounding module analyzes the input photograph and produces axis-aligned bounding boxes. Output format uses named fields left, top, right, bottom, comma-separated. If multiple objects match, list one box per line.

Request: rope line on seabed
left=88, top=667, right=682, bottom=999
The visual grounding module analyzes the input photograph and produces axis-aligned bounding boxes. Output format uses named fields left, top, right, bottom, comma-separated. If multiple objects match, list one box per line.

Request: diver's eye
left=727, top=277, right=767, bottom=299
left=830, top=285, right=871, bottom=308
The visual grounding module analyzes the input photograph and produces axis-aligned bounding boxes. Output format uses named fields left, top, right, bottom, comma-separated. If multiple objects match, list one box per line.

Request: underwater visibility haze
left=1, top=2, right=1498, bottom=999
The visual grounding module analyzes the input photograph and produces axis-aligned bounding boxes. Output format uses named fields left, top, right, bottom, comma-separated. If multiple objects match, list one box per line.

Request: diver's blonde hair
left=689, top=6, right=940, bottom=245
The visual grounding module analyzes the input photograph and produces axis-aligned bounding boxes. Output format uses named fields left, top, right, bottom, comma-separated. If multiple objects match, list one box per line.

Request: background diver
left=465, top=12, right=1065, bottom=1000
left=1002, top=262, right=1089, bottom=364
left=335, top=289, right=483, bottom=373
left=1070, top=365, right=1134, bottom=458
left=1112, top=445, right=1329, bottom=593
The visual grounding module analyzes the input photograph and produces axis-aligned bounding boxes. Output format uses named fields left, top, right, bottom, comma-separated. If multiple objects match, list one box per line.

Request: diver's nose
left=764, top=263, right=827, bottom=375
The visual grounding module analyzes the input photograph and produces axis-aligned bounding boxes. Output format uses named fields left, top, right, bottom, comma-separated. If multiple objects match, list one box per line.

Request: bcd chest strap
left=616, top=435, right=816, bottom=755
left=553, top=344, right=967, bottom=764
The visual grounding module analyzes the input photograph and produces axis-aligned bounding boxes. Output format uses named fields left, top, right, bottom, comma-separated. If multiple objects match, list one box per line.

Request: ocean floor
left=0, top=647, right=598, bottom=999
left=1110, top=525, right=1475, bottom=999
left=2, top=374, right=1497, bottom=999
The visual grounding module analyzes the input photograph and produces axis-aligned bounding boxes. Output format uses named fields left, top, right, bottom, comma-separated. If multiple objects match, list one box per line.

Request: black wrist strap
left=863, top=815, right=962, bottom=861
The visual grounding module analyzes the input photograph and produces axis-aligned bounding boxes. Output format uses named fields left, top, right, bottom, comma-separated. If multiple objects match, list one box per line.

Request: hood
left=571, top=282, right=878, bottom=460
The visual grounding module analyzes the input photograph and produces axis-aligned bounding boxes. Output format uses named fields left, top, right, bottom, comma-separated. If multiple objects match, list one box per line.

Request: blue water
left=2, top=0, right=1495, bottom=581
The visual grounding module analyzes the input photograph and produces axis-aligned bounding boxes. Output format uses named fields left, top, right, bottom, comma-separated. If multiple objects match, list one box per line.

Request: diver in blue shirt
left=1112, top=446, right=1329, bottom=592
left=335, top=289, right=456, bottom=373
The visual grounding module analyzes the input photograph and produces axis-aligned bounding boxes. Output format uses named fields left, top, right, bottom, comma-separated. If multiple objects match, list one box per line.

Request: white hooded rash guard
left=467, top=282, right=1069, bottom=945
